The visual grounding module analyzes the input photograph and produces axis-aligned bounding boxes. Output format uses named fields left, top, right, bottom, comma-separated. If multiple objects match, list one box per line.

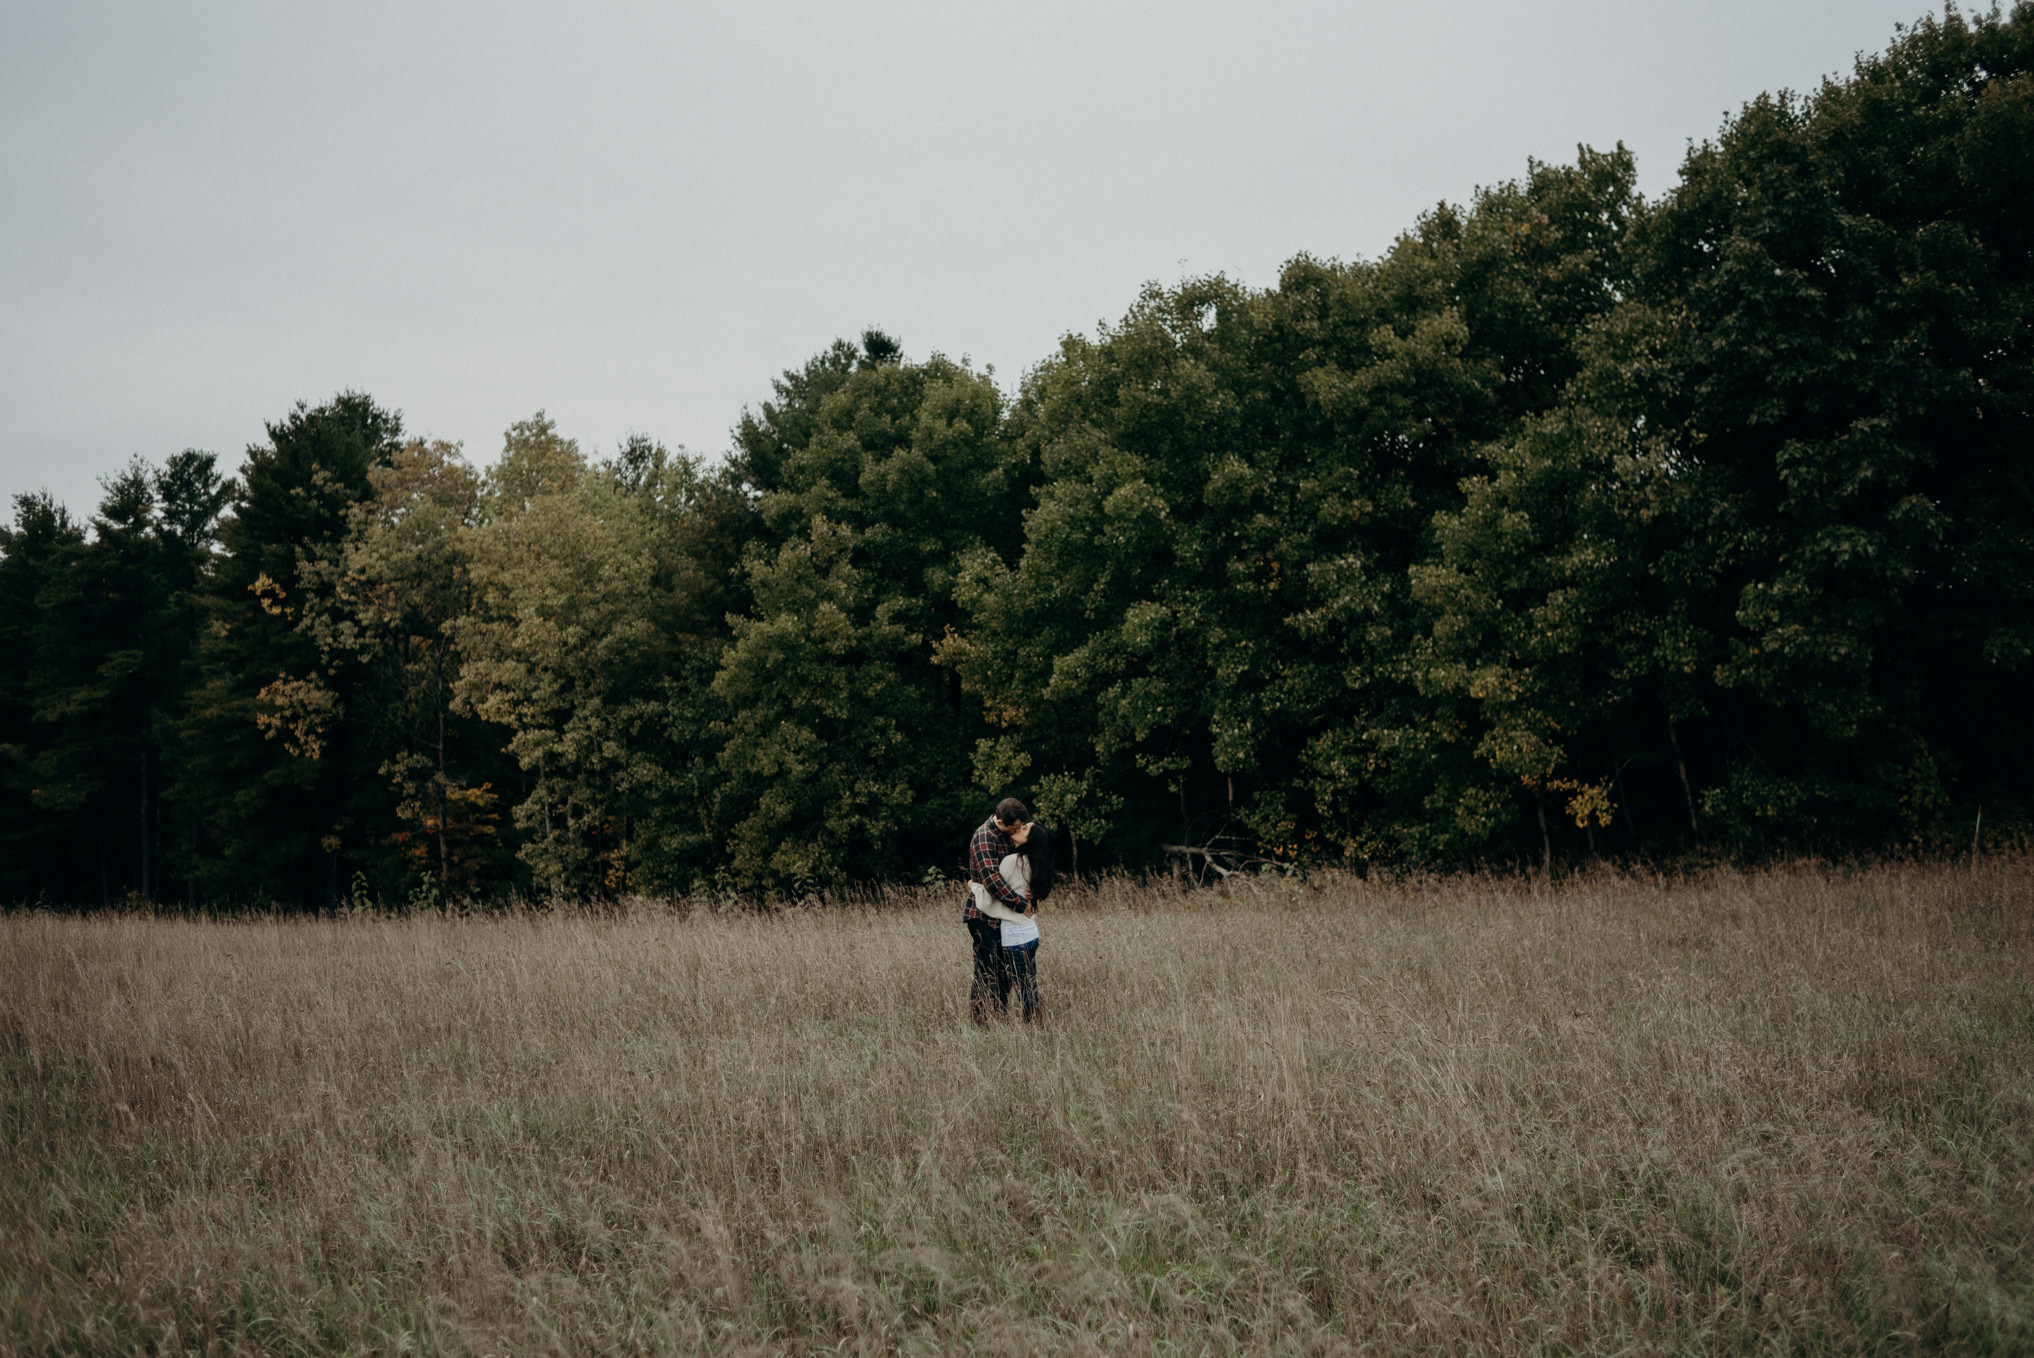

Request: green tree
left=1411, top=308, right=1696, bottom=870
left=715, top=335, right=1025, bottom=891
left=287, top=440, right=515, bottom=900
left=456, top=416, right=745, bottom=895
left=1624, top=4, right=2034, bottom=845
left=0, top=494, right=86, bottom=900
left=0, top=453, right=230, bottom=903
left=949, top=148, right=1641, bottom=868
left=173, top=393, right=402, bottom=905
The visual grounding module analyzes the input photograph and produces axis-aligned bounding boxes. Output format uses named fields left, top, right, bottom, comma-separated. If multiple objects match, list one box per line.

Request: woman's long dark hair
left=1020, top=823, right=1056, bottom=902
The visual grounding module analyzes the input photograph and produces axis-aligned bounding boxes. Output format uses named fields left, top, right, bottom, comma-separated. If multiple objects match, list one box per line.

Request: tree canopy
left=4, top=7, right=2029, bottom=904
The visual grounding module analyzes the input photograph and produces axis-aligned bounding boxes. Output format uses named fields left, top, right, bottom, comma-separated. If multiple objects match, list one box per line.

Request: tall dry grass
left=3, top=859, right=2030, bottom=1354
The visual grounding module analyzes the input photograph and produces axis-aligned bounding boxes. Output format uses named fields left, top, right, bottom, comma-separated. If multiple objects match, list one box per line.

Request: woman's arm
left=970, top=880, right=1029, bottom=924
left=975, top=897, right=1030, bottom=925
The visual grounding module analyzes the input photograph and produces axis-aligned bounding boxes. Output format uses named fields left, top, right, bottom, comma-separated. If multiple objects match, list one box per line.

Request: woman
left=967, top=821, right=1055, bottom=1023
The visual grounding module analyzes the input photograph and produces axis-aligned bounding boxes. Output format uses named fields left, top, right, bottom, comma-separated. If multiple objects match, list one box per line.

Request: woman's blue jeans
left=1004, top=939, right=1040, bottom=1020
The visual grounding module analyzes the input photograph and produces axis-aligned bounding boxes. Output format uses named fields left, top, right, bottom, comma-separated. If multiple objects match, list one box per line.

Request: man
left=964, top=797, right=1034, bottom=1023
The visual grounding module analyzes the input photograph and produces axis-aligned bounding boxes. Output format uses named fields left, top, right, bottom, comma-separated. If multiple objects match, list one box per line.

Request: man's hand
left=1024, top=893, right=1036, bottom=918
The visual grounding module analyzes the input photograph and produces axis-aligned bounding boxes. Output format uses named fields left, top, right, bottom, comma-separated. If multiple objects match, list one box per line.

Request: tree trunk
left=138, top=739, right=151, bottom=900
left=1668, top=718, right=1699, bottom=838
left=1536, top=792, right=1552, bottom=878
left=436, top=674, right=450, bottom=889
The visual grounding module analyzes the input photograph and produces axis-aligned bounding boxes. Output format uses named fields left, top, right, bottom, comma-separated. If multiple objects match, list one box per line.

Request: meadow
left=3, top=859, right=2030, bottom=1355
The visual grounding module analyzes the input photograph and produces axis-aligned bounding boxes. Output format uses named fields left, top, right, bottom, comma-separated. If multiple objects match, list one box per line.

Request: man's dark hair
left=995, top=797, right=1028, bottom=825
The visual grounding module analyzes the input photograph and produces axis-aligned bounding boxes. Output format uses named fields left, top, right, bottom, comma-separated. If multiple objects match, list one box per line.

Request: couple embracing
left=963, top=797, right=1054, bottom=1025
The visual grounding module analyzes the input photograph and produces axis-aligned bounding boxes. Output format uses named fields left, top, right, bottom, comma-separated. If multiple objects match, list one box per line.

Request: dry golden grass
left=3, top=859, right=2031, bottom=1355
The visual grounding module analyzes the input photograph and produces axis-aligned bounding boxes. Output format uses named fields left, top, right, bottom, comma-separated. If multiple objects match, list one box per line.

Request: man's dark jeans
left=967, top=917, right=1009, bottom=1023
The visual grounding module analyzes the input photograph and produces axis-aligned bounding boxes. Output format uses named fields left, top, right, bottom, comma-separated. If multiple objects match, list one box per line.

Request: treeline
left=5, top=9, right=2031, bottom=906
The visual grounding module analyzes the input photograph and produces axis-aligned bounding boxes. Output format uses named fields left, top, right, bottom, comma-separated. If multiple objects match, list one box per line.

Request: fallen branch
left=1160, top=843, right=1238, bottom=878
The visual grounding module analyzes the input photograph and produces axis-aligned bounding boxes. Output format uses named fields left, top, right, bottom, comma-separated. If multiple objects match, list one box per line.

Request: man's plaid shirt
left=964, top=817, right=1026, bottom=921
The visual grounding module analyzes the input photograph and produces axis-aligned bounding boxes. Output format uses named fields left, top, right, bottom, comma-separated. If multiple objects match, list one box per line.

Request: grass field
left=4, top=859, right=2031, bottom=1355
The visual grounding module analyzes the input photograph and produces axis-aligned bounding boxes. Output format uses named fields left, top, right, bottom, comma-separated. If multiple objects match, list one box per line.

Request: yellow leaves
left=250, top=572, right=292, bottom=619
left=445, top=781, right=499, bottom=815
left=930, top=622, right=982, bottom=676
left=1515, top=774, right=1619, bottom=829
left=386, top=779, right=503, bottom=885
left=1510, top=208, right=1555, bottom=257
left=603, top=837, right=635, bottom=894
left=1255, top=819, right=1319, bottom=863
left=254, top=676, right=340, bottom=759
left=1562, top=780, right=1617, bottom=830
left=1467, top=667, right=1523, bottom=702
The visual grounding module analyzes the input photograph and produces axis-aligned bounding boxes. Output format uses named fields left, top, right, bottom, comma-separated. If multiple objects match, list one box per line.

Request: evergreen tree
left=173, top=393, right=402, bottom=905
left=0, top=494, right=86, bottom=900
left=0, top=453, right=229, bottom=903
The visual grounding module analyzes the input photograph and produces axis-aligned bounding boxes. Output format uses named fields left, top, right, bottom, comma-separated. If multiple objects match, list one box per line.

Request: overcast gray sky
left=3, top=0, right=1934, bottom=521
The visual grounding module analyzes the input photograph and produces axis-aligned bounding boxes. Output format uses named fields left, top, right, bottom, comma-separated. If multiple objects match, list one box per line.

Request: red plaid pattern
left=963, top=816, right=1024, bottom=920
